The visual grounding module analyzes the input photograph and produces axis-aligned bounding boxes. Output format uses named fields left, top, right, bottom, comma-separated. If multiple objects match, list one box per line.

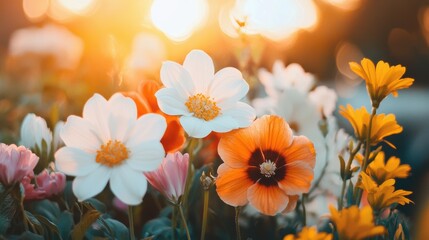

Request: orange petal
left=218, top=127, right=257, bottom=168
left=281, top=136, right=315, bottom=168
left=254, top=115, right=293, bottom=152
left=138, top=80, right=162, bottom=112
left=278, top=161, right=314, bottom=195
left=122, top=91, right=151, bottom=116
left=216, top=164, right=254, bottom=207
left=282, top=195, right=299, bottom=214
left=161, top=118, right=186, bottom=153
left=247, top=183, right=289, bottom=216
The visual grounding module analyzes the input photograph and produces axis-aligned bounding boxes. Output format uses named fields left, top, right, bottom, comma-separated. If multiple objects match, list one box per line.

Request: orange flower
left=339, top=104, right=402, bottom=148
left=124, top=80, right=186, bottom=153
left=216, top=115, right=315, bottom=216
left=349, top=58, right=414, bottom=108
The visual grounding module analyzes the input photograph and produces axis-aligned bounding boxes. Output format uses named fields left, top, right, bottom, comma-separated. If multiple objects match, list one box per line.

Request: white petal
left=60, top=116, right=101, bottom=153
left=179, top=116, right=212, bottom=138
left=183, top=50, right=214, bottom=93
left=73, top=166, right=110, bottom=201
left=155, top=88, right=189, bottom=116
left=221, top=102, right=256, bottom=128
left=110, top=164, right=148, bottom=205
left=208, top=115, right=238, bottom=133
left=107, top=93, right=137, bottom=142
left=127, top=141, right=165, bottom=171
left=55, top=147, right=99, bottom=176
left=83, top=94, right=110, bottom=142
left=126, top=114, right=167, bottom=149
left=160, top=61, right=195, bottom=99
left=209, top=67, right=249, bottom=108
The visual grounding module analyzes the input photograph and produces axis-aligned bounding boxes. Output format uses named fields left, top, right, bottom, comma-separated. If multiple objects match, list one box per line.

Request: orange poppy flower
left=216, top=115, right=315, bottom=216
left=124, top=80, right=186, bottom=153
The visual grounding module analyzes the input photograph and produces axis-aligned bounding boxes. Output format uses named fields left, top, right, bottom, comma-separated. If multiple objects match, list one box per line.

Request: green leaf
left=35, top=214, right=62, bottom=240
left=25, top=211, right=44, bottom=235
left=339, top=155, right=346, bottom=180
left=346, top=181, right=355, bottom=207
left=0, top=184, right=16, bottom=235
left=57, top=211, right=74, bottom=240
left=71, top=209, right=101, bottom=240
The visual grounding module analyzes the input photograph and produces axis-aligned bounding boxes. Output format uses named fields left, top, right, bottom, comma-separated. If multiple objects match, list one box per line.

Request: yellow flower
left=329, top=205, right=386, bottom=240
left=339, top=104, right=403, bottom=148
left=349, top=58, right=414, bottom=108
left=366, top=152, right=411, bottom=184
left=359, top=172, right=413, bottom=212
left=283, top=226, right=332, bottom=240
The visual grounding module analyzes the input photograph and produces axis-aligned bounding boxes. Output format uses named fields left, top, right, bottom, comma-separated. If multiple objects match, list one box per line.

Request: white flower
left=259, top=61, right=315, bottom=98
left=8, top=24, right=83, bottom=69
left=20, top=113, right=53, bottom=154
left=155, top=50, right=256, bottom=138
left=309, top=86, right=338, bottom=118
left=55, top=93, right=167, bottom=205
left=273, top=89, right=326, bottom=183
left=53, top=121, right=65, bottom=151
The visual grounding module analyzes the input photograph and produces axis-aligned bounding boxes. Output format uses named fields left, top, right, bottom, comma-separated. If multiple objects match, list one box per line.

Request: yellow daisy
left=366, top=152, right=411, bottom=184
left=339, top=104, right=403, bottom=148
left=329, top=205, right=386, bottom=240
left=283, top=226, right=332, bottom=240
left=349, top=58, right=414, bottom=108
left=359, top=172, right=412, bottom=212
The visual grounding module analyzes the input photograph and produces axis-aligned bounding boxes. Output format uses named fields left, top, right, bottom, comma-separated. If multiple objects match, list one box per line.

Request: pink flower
left=0, top=143, right=39, bottom=186
left=22, top=176, right=45, bottom=200
left=145, top=152, right=189, bottom=204
left=36, top=169, right=66, bottom=197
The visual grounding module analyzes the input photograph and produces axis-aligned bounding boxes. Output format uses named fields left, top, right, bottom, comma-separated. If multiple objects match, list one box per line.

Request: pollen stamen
left=260, top=160, right=276, bottom=177
left=185, top=93, right=220, bottom=121
left=96, top=140, right=129, bottom=167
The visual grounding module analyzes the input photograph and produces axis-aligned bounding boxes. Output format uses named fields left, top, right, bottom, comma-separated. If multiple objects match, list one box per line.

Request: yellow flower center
left=96, top=140, right=129, bottom=167
left=260, top=160, right=276, bottom=177
left=185, top=93, right=220, bottom=121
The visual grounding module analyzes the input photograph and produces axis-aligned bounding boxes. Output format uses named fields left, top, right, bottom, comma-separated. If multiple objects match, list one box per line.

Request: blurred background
left=1, top=0, right=428, bottom=235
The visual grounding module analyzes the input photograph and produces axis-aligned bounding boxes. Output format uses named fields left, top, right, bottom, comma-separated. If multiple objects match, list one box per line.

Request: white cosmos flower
left=155, top=50, right=256, bottom=138
left=55, top=93, right=167, bottom=205
left=20, top=113, right=53, bottom=154
left=309, top=85, right=338, bottom=118
left=259, top=60, right=315, bottom=99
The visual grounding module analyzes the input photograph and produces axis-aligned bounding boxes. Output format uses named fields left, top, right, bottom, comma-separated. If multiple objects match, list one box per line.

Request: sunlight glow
left=150, top=0, right=208, bottom=42
left=322, top=0, right=361, bottom=11
left=58, top=0, right=96, bottom=15
left=220, top=0, right=318, bottom=41
left=23, top=0, right=49, bottom=21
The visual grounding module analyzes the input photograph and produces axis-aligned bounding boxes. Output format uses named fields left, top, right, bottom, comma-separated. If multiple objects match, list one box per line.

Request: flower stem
left=338, top=142, right=363, bottom=210
left=172, top=206, right=177, bottom=240
left=201, top=190, right=210, bottom=240
left=235, top=206, right=242, bottom=240
left=183, top=138, right=198, bottom=208
left=179, top=204, right=191, bottom=240
left=355, top=107, right=377, bottom=206
left=128, top=206, right=135, bottom=240
left=301, top=194, right=307, bottom=226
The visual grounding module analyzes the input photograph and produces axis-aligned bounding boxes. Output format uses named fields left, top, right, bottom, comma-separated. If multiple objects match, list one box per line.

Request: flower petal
left=209, top=67, right=249, bottom=107
left=55, top=147, right=99, bottom=176
left=160, top=61, right=195, bottom=99
left=107, top=93, right=137, bottom=142
left=155, top=88, right=189, bottom=116
left=60, top=116, right=101, bottom=153
left=127, top=141, right=165, bottom=172
left=278, top=161, right=314, bottom=195
left=82, top=93, right=110, bottom=142
left=247, top=183, right=289, bottom=216
left=282, top=136, right=316, bottom=168
left=221, top=102, right=256, bottom=128
left=215, top=164, right=254, bottom=207
left=126, top=113, right=167, bottom=148
left=72, top=166, right=110, bottom=201
left=218, top=126, right=257, bottom=168
left=179, top=116, right=212, bottom=138
left=110, top=164, right=148, bottom=205
left=183, top=50, right=214, bottom=93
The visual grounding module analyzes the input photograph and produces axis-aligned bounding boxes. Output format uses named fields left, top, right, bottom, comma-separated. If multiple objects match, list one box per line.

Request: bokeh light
left=322, top=0, right=361, bottom=11
left=58, top=0, right=96, bottom=15
left=220, top=0, right=318, bottom=41
left=22, top=0, right=50, bottom=21
left=150, top=0, right=208, bottom=42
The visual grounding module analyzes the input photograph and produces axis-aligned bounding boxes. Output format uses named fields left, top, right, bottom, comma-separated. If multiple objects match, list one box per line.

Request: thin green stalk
left=183, top=138, right=198, bottom=205
left=309, top=141, right=330, bottom=196
left=302, top=194, right=307, bottom=226
left=338, top=142, right=363, bottom=210
left=172, top=206, right=177, bottom=240
left=178, top=204, right=191, bottom=240
left=235, top=206, right=242, bottom=240
left=128, top=206, right=135, bottom=240
left=201, top=190, right=210, bottom=240
left=355, top=107, right=377, bottom=206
